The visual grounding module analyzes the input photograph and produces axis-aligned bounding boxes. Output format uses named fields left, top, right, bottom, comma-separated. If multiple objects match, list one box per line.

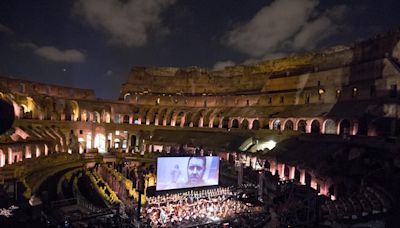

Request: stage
left=140, top=186, right=267, bottom=227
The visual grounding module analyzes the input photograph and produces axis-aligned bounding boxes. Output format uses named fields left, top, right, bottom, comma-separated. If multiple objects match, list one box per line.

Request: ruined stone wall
left=0, top=76, right=95, bottom=100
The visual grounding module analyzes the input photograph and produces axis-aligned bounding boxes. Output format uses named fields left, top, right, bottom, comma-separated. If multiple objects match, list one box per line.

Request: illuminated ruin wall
left=1, top=32, right=400, bottom=166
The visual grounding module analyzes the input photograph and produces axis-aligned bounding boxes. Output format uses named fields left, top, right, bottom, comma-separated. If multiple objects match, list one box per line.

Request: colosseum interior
left=1, top=32, right=400, bottom=227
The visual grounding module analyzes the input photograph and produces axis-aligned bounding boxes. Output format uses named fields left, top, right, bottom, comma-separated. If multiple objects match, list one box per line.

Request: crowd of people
left=142, top=187, right=264, bottom=227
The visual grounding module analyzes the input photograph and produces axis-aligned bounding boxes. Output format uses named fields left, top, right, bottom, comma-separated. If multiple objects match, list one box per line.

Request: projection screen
left=156, top=156, right=220, bottom=191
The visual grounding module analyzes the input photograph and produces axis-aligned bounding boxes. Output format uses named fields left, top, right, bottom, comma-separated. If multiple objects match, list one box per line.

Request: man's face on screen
left=187, top=158, right=205, bottom=184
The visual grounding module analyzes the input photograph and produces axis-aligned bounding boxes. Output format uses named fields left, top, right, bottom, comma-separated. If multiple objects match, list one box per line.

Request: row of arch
left=2, top=92, right=387, bottom=136
left=270, top=118, right=356, bottom=135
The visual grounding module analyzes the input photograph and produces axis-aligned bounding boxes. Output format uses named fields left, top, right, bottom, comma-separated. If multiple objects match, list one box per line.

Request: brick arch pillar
left=352, top=120, right=359, bottom=135
left=180, top=115, right=185, bottom=128
left=198, top=116, right=204, bottom=127
left=306, top=119, right=312, bottom=133
left=300, top=169, right=306, bottom=185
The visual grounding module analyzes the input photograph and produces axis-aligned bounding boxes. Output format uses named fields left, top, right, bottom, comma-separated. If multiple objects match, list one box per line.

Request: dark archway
left=252, top=120, right=260, bottom=130
left=294, top=168, right=300, bottom=182
left=311, top=120, right=321, bottom=134
left=175, top=112, right=185, bottom=126
left=305, top=172, right=312, bottom=186
left=123, top=115, right=130, bottom=124
left=213, top=116, right=219, bottom=128
left=339, top=119, right=351, bottom=135
left=284, top=120, right=294, bottom=130
left=185, top=113, right=192, bottom=127
left=284, top=165, right=290, bottom=178
left=297, top=120, right=306, bottom=133
left=222, top=117, right=229, bottom=128
left=130, top=135, right=137, bottom=148
left=231, top=119, right=239, bottom=128
left=64, top=104, right=72, bottom=121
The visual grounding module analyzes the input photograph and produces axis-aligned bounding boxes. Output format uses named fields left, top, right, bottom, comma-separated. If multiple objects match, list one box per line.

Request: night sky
left=0, top=0, right=399, bottom=99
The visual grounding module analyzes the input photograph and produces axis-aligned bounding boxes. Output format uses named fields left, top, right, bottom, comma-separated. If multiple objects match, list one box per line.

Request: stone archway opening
left=94, top=133, right=106, bottom=153
left=93, top=111, right=100, bottom=123
left=284, top=120, right=294, bottom=130
left=311, top=120, right=321, bottom=134
left=222, top=117, right=229, bottom=128
left=324, top=119, right=336, bottom=134
left=252, top=120, right=260, bottom=130
left=272, top=119, right=281, bottom=130
left=212, top=116, right=219, bottom=128
left=231, top=119, right=239, bottom=128
left=123, top=115, right=130, bottom=124
left=130, top=135, right=137, bottom=148
left=339, top=119, right=351, bottom=135
left=297, top=120, right=306, bottom=133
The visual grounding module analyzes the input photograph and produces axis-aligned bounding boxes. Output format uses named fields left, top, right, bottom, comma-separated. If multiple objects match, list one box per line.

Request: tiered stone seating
left=321, top=185, right=392, bottom=222
left=0, top=153, right=83, bottom=196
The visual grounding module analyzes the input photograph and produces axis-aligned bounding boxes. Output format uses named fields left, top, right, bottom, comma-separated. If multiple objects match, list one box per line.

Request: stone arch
left=203, top=109, right=214, bottom=128
left=283, top=119, right=294, bottom=130
left=130, top=135, right=137, bottom=148
left=184, top=112, right=193, bottom=127
left=211, top=115, right=219, bottom=128
left=272, top=119, right=281, bottom=130
left=43, top=97, right=53, bottom=120
left=310, top=119, right=321, bottom=134
left=297, top=119, right=307, bottom=133
left=323, top=119, right=336, bottom=134
left=231, top=119, right=239, bottom=128
left=123, top=114, right=130, bottom=124
left=241, top=119, right=249, bottom=129
left=191, top=109, right=204, bottom=127
left=164, top=109, right=174, bottom=126
left=66, top=100, right=79, bottom=121
left=94, top=132, right=106, bottom=153
left=123, top=93, right=131, bottom=101
left=148, top=107, right=160, bottom=125
left=339, top=119, right=351, bottom=135
left=81, top=110, right=91, bottom=122
left=174, top=111, right=185, bottom=127
left=157, top=108, right=167, bottom=126
left=252, top=119, right=260, bottom=130
left=93, top=111, right=101, bottom=123
left=104, top=111, right=111, bottom=123
left=138, top=108, right=148, bottom=124
left=221, top=117, right=229, bottom=128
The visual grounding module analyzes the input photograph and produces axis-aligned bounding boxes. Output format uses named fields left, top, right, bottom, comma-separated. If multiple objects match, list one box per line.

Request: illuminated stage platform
left=141, top=186, right=267, bottom=227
